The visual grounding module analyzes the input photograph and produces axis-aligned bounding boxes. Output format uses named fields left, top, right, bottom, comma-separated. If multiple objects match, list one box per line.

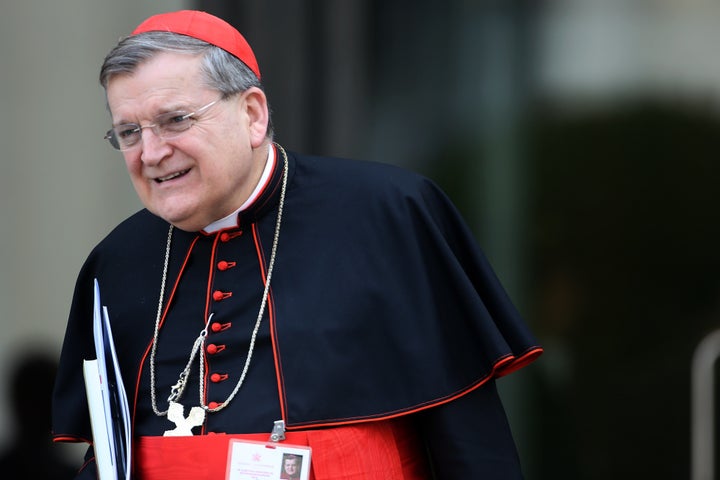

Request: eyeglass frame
left=103, top=98, right=221, bottom=151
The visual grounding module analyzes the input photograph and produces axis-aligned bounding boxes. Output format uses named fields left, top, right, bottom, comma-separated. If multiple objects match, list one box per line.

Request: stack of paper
left=83, top=278, right=132, bottom=480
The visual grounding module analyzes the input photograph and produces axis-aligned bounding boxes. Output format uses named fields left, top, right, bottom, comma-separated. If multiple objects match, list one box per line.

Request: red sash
left=135, top=419, right=430, bottom=479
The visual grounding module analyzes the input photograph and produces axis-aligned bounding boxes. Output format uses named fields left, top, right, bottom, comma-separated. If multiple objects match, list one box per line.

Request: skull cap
left=132, top=10, right=261, bottom=79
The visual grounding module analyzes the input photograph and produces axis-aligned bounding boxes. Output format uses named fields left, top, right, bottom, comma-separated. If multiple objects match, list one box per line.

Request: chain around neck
left=149, top=144, right=289, bottom=417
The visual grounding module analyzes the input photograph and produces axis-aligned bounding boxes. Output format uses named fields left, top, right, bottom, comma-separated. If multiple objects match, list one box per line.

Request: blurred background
left=2, top=0, right=720, bottom=478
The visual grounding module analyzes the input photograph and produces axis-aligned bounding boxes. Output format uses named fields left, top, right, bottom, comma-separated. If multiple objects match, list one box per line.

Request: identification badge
left=226, top=439, right=312, bottom=480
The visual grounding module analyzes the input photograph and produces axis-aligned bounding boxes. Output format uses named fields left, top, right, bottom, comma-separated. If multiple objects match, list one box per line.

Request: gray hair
left=100, top=31, right=273, bottom=138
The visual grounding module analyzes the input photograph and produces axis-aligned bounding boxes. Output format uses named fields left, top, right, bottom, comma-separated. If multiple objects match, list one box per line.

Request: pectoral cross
left=163, top=401, right=205, bottom=436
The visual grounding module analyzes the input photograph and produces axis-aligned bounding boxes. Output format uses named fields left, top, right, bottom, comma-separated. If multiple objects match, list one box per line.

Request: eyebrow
left=112, top=105, right=194, bottom=126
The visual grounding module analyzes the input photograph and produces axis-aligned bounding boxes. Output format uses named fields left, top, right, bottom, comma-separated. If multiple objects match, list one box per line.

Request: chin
left=148, top=207, right=196, bottom=231
left=167, top=217, right=205, bottom=232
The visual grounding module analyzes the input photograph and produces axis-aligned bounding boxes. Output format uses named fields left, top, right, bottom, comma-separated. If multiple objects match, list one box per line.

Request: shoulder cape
left=52, top=149, right=541, bottom=442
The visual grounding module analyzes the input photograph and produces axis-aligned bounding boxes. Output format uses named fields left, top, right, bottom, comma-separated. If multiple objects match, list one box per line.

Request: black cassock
left=53, top=146, right=542, bottom=478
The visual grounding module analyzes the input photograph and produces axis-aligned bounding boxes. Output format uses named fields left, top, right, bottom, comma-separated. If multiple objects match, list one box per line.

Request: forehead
left=106, top=52, right=206, bottom=119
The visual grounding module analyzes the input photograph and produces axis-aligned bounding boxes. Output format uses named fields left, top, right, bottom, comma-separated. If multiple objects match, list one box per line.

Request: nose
left=139, top=126, right=172, bottom=165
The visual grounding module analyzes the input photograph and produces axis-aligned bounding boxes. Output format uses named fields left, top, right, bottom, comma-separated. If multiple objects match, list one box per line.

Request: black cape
left=53, top=148, right=541, bottom=443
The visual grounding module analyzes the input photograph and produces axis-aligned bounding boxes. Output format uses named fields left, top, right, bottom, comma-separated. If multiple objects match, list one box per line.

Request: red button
left=210, top=373, right=228, bottom=383
left=211, top=322, right=232, bottom=333
left=208, top=401, right=222, bottom=409
left=217, top=260, right=236, bottom=271
left=213, top=290, right=232, bottom=301
left=219, top=231, right=242, bottom=242
left=207, top=344, right=225, bottom=355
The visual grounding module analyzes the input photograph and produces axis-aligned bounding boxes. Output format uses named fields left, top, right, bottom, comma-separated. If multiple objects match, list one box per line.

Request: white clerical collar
left=202, top=145, right=276, bottom=233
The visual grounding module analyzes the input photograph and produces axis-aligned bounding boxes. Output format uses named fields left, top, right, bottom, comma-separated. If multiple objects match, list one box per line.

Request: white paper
left=82, top=359, right=116, bottom=480
left=82, top=278, right=132, bottom=480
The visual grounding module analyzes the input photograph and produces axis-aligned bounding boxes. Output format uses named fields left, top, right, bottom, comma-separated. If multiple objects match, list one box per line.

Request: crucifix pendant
left=163, top=401, right=205, bottom=436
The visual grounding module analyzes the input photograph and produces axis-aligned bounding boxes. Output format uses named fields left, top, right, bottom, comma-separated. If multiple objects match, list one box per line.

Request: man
left=52, top=10, right=542, bottom=480
left=280, top=454, right=301, bottom=479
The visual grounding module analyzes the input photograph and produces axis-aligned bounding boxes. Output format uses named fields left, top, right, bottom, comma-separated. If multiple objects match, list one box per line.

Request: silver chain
left=149, top=144, right=289, bottom=416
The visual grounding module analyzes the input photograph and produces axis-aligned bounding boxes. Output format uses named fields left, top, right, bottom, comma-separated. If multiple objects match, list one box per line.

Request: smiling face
left=283, top=457, right=298, bottom=475
left=106, top=51, right=270, bottom=231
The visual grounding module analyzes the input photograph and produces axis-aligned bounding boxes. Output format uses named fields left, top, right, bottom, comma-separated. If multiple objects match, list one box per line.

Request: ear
left=242, top=87, right=270, bottom=148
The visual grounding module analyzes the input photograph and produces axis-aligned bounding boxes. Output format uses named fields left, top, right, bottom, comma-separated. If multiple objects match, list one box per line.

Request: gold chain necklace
left=148, top=144, right=289, bottom=424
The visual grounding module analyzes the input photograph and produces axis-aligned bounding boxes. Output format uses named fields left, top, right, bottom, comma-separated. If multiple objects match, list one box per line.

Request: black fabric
left=52, top=149, right=540, bottom=474
left=419, top=380, right=524, bottom=479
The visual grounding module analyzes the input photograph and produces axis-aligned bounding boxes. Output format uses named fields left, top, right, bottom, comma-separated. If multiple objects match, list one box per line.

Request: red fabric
left=131, top=10, right=261, bottom=79
left=135, top=419, right=430, bottom=479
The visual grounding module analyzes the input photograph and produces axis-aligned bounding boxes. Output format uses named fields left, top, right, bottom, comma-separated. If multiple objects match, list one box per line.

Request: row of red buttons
left=206, top=241, right=240, bottom=410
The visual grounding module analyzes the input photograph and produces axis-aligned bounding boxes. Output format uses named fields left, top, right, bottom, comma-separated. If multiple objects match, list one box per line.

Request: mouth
left=155, top=169, right=190, bottom=183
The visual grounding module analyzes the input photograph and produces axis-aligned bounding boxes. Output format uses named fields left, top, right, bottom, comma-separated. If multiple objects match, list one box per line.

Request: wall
left=0, top=0, right=188, bottom=458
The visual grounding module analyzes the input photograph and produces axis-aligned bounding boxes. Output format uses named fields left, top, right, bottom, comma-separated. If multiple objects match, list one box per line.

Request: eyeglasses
left=104, top=99, right=220, bottom=151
